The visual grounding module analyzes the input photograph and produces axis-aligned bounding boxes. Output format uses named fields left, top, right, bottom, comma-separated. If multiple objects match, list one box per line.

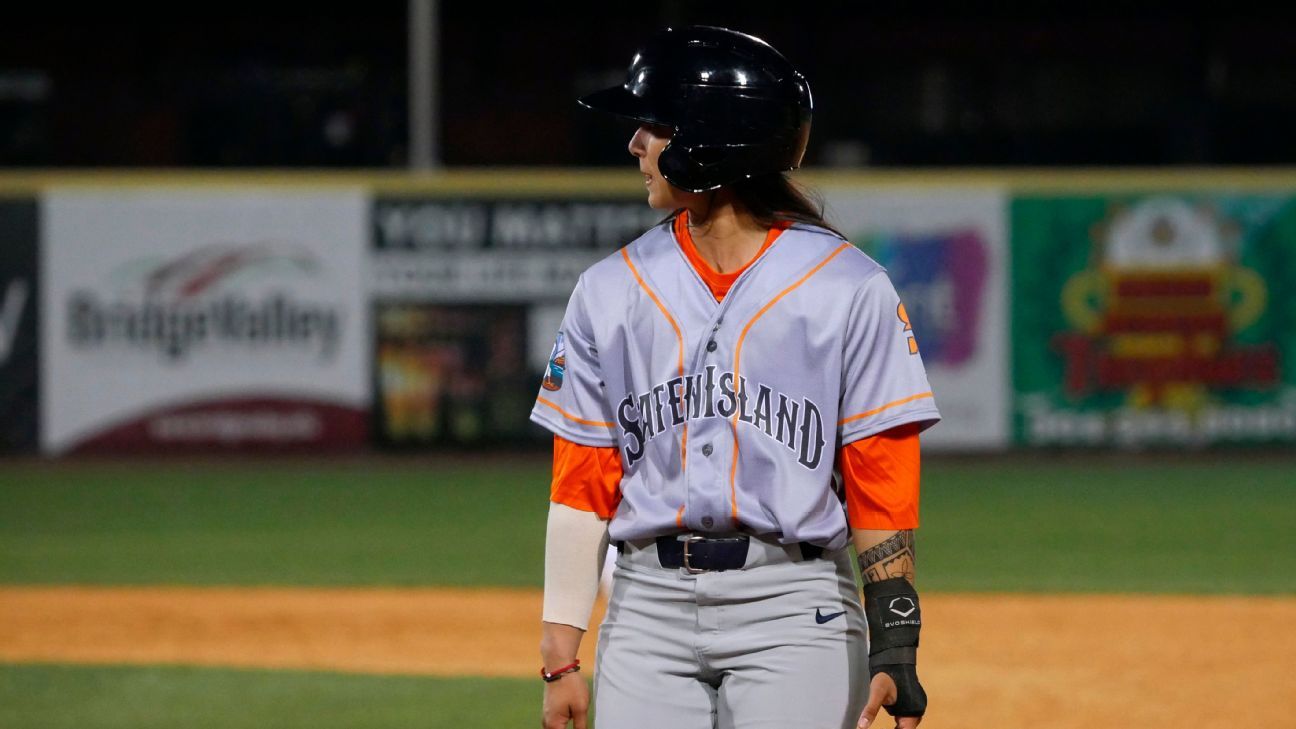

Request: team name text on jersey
left=617, top=365, right=826, bottom=470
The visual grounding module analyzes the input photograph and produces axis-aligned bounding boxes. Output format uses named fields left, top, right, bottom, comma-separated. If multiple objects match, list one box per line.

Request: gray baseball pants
left=592, top=534, right=869, bottom=729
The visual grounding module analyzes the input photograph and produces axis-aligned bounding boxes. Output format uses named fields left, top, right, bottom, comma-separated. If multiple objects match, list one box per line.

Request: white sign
left=41, top=189, right=370, bottom=453
left=822, top=187, right=1010, bottom=451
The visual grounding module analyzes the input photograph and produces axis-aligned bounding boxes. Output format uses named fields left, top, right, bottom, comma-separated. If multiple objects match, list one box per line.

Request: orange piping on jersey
left=727, top=242, right=853, bottom=525
left=675, top=504, right=685, bottom=528
left=536, top=396, right=615, bottom=428
left=621, top=247, right=688, bottom=472
left=838, top=391, right=935, bottom=425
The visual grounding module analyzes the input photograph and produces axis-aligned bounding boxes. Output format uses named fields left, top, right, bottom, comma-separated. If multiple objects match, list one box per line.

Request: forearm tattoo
left=858, top=530, right=916, bottom=584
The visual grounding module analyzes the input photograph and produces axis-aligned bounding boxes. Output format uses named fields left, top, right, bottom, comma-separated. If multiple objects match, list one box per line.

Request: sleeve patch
left=542, top=331, right=566, bottom=392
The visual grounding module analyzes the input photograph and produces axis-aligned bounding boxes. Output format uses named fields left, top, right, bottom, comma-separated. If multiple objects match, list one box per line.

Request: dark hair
left=730, top=173, right=845, bottom=239
left=660, top=173, right=846, bottom=239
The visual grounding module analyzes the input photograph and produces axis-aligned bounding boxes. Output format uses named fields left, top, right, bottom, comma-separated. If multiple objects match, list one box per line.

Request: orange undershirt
left=673, top=210, right=788, bottom=301
left=550, top=435, right=623, bottom=520
left=838, top=422, right=922, bottom=529
left=549, top=212, right=921, bottom=530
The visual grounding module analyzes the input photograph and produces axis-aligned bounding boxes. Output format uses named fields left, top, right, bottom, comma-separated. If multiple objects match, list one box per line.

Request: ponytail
left=729, top=173, right=846, bottom=239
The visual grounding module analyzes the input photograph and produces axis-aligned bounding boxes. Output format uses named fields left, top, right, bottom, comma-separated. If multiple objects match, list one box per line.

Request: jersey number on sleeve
left=897, top=303, right=919, bottom=355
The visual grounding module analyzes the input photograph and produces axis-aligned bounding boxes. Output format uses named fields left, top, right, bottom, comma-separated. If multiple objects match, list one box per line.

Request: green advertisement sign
left=1013, top=194, right=1296, bottom=447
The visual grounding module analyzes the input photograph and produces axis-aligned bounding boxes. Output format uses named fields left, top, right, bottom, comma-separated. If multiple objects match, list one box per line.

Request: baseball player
left=534, top=26, right=939, bottom=729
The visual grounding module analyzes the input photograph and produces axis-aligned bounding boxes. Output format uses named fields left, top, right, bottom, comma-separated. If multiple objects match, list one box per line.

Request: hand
left=541, top=673, right=590, bottom=729
left=857, top=671, right=922, bottom=729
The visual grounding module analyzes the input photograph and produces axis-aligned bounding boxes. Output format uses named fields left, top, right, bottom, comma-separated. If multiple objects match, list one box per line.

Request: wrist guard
left=863, top=577, right=926, bottom=717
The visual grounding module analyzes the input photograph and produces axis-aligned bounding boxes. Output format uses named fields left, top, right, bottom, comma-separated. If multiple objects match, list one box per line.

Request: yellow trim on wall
left=0, top=169, right=644, bottom=197
left=2, top=167, right=1296, bottom=197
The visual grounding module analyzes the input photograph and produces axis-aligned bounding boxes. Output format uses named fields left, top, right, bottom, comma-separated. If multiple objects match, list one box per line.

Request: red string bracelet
left=540, top=659, right=581, bottom=682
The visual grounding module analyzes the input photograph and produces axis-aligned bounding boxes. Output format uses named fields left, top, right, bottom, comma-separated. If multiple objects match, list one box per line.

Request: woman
left=531, top=26, right=939, bottom=729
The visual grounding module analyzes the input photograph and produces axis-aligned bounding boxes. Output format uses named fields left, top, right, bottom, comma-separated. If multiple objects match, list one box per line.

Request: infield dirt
left=1, top=587, right=1293, bottom=727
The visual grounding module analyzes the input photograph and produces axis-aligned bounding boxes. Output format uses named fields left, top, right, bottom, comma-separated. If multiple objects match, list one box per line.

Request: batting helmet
left=579, top=26, right=813, bottom=193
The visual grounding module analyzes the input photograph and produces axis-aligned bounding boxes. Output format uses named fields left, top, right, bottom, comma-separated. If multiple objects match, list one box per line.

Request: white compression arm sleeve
left=542, top=502, right=611, bottom=630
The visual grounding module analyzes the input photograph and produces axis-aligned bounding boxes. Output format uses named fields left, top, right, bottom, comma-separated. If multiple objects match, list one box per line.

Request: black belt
left=651, top=534, right=825, bottom=573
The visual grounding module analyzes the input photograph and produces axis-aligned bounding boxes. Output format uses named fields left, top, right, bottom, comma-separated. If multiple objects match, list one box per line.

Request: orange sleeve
left=840, top=422, right=922, bottom=530
left=550, top=435, right=624, bottom=519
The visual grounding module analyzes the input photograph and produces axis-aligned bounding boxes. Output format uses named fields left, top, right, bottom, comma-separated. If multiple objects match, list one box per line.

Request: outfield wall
left=1, top=169, right=1294, bottom=454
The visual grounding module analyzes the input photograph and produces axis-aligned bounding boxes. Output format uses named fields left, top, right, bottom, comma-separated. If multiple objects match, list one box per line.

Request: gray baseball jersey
left=531, top=221, right=940, bottom=551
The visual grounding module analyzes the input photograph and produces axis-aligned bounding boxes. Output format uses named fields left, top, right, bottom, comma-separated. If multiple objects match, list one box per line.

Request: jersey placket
left=679, top=260, right=765, bottom=534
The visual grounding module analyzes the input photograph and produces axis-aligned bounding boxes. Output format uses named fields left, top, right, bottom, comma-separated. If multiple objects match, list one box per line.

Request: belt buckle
left=680, top=534, right=708, bottom=574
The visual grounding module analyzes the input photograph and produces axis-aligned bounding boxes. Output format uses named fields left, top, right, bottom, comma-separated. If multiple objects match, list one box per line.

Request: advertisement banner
left=374, top=303, right=532, bottom=446
left=41, top=190, right=370, bottom=453
left=823, top=187, right=1009, bottom=450
left=1013, top=194, right=1296, bottom=448
left=0, top=200, right=39, bottom=452
left=371, top=197, right=660, bottom=302
left=371, top=196, right=654, bottom=445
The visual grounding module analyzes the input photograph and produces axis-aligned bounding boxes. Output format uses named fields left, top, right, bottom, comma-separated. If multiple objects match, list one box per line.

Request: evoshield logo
left=888, top=597, right=917, bottom=618
left=65, top=243, right=341, bottom=362
left=882, top=595, right=921, bottom=629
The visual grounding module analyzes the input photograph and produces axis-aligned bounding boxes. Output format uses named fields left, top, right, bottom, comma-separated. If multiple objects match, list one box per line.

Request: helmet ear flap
left=686, top=146, right=727, bottom=166
left=657, top=141, right=721, bottom=193
left=659, top=141, right=781, bottom=193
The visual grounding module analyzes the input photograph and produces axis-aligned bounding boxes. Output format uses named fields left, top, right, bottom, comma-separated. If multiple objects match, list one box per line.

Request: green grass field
left=0, top=664, right=538, bottom=729
left=1, top=453, right=1293, bottom=727
left=2, top=455, right=1293, bottom=592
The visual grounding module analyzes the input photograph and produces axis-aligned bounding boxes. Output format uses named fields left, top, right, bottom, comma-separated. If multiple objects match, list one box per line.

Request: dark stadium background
left=3, top=5, right=1295, bottom=168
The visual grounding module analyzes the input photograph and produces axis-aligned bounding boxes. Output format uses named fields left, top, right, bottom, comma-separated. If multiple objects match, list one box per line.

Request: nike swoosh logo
left=815, top=608, right=846, bottom=624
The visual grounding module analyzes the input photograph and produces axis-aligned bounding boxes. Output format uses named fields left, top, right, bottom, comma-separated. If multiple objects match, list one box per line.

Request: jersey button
left=706, top=340, right=717, bottom=352
left=701, top=443, right=713, bottom=456
left=701, top=516, right=715, bottom=528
